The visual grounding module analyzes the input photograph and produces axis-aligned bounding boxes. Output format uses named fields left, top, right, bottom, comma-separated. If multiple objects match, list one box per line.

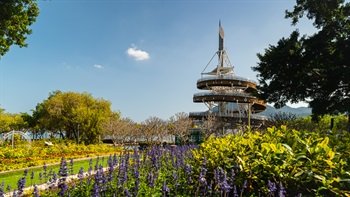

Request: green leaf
left=314, top=174, right=326, bottom=181
left=294, top=170, right=304, bottom=177
left=296, top=155, right=311, bottom=162
left=282, top=143, right=293, bottom=155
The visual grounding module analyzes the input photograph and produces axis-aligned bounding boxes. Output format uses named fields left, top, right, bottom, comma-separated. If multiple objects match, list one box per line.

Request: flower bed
left=1, top=126, right=350, bottom=196
left=0, top=140, right=122, bottom=171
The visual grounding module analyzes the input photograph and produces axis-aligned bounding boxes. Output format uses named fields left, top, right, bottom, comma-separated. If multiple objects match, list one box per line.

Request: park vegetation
left=0, top=0, right=349, bottom=196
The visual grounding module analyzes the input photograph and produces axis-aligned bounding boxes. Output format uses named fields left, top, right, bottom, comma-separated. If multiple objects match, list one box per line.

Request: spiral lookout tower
left=189, top=22, right=267, bottom=127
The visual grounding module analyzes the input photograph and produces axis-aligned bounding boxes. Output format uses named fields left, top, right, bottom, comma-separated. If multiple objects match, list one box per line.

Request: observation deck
left=189, top=22, right=267, bottom=127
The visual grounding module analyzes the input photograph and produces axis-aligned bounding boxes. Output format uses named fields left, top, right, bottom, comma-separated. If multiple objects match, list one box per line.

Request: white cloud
left=126, top=45, right=150, bottom=61
left=94, top=64, right=103, bottom=69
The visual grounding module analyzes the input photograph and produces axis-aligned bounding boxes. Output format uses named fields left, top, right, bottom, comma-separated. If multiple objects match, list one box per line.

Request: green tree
left=0, top=0, right=39, bottom=57
left=0, top=108, right=27, bottom=133
left=252, top=0, right=350, bottom=131
left=27, top=91, right=113, bottom=144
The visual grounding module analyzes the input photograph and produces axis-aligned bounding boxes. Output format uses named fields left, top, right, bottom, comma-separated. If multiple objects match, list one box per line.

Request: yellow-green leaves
left=192, top=125, right=350, bottom=196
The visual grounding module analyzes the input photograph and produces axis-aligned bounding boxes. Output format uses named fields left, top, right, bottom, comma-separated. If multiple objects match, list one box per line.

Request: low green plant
left=192, top=126, right=350, bottom=196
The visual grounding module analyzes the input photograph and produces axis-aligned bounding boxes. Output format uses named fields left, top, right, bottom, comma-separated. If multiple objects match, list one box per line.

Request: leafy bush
left=284, top=114, right=348, bottom=133
left=192, top=126, right=350, bottom=196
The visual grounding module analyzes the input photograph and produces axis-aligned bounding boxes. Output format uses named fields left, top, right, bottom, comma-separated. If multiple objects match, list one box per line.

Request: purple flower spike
left=30, top=170, right=34, bottom=180
left=268, top=180, right=277, bottom=194
left=33, top=184, right=39, bottom=197
left=147, top=172, right=155, bottom=188
left=124, top=188, right=132, bottom=197
left=23, top=169, right=28, bottom=177
left=278, top=182, right=286, bottom=197
left=17, top=177, right=26, bottom=196
left=162, top=180, right=170, bottom=197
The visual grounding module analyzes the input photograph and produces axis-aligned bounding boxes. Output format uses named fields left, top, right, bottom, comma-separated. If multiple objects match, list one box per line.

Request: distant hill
left=257, top=105, right=312, bottom=117
left=212, top=103, right=312, bottom=117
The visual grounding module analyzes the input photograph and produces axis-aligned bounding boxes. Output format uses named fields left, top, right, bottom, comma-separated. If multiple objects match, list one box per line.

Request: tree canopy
left=252, top=0, right=350, bottom=124
left=0, top=0, right=39, bottom=57
left=26, top=91, right=114, bottom=144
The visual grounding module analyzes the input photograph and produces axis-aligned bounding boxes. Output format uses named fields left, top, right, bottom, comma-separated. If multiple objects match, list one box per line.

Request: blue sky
left=0, top=0, right=314, bottom=122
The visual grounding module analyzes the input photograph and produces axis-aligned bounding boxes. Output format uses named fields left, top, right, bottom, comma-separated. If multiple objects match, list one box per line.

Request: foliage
left=0, top=0, right=39, bottom=58
left=0, top=109, right=27, bottom=133
left=290, top=114, right=349, bottom=133
left=0, top=140, right=122, bottom=171
left=24, top=91, right=114, bottom=144
left=16, top=145, right=266, bottom=197
left=252, top=0, right=350, bottom=129
left=192, top=126, right=350, bottom=196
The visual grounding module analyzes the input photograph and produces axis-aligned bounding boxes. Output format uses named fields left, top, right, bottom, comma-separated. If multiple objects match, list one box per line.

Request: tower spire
left=219, top=20, right=224, bottom=51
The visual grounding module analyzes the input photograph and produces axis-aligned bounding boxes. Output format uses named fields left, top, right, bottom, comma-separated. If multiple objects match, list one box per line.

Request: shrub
left=192, top=126, right=350, bottom=196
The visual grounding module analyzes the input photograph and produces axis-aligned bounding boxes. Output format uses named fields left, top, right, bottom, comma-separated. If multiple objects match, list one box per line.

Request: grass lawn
left=0, top=155, right=111, bottom=192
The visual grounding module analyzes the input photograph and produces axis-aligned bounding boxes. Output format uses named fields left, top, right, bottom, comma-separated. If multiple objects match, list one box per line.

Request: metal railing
left=197, top=75, right=257, bottom=85
left=193, top=91, right=255, bottom=98
left=189, top=111, right=267, bottom=120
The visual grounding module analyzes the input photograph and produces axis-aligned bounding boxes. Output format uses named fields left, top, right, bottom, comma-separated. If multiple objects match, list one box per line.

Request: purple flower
left=113, top=153, right=118, bottom=166
left=23, top=169, right=28, bottom=177
left=207, top=180, right=213, bottom=196
left=229, top=169, right=235, bottom=185
left=199, top=166, right=207, bottom=185
left=12, top=189, right=17, bottom=197
left=59, top=156, right=68, bottom=177
left=184, top=163, right=193, bottom=184
left=147, top=172, right=155, bottom=188
left=233, top=185, right=238, bottom=197
left=31, top=170, right=34, bottom=180
left=58, top=181, right=68, bottom=197
left=0, top=181, right=4, bottom=197
left=78, top=167, right=84, bottom=185
left=92, top=170, right=101, bottom=197
left=278, top=182, right=286, bottom=197
left=268, top=180, right=277, bottom=194
left=214, top=167, right=232, bottom=194
left=95, top=156, right=100, bottom=171
left=52, top=171, right=57, bottom=182
left=70, top=158, right=74, bottom=175
left=124, top=188, right=132, bottom=197
left=39, top=172, right=43, bottom=181
left=17, top=177, right=26, bottom=195
left=162, top=180, right=170, bottom=197
left=107, top=156, right=115, bottom=182
left=134, top=179, right=140, bottom=197
left=33, top=184, right=40, bottom=197
left=240, top=180, right=247, bottom=196
left=6, top=185, right=11, bottom=191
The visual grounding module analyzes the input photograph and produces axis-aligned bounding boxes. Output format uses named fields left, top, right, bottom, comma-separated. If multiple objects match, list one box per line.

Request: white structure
left=190, top=22, right=267, bottom=127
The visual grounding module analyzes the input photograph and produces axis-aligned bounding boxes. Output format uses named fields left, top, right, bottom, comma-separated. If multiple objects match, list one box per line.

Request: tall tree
left=168, top=112, right=194, bottom=144
left=103, top=114, right=137, bottom=147
left=0, top=0, right=39, bottom=58
left=0, top=109, right=27, bottom=133
left=28, top=91, right=113, bottom=144
left=252, top=0, right=350, bottom=130
left=141, top=116, right=167, bottom=145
